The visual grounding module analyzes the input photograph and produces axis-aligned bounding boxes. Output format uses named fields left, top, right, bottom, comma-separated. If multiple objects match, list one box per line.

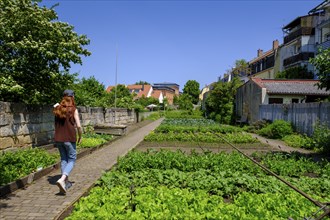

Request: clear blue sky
left=43, top=0, right=322, bottom=91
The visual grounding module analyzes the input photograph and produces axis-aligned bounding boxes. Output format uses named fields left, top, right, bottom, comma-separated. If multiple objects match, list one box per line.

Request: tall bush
left=257, top=120, right=293, bottom=139
left=311, top=122, right=330, bottom=152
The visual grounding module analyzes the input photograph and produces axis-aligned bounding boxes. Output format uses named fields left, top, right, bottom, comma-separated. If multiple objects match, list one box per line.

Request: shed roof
left=252, top=78, right=330, bottom=96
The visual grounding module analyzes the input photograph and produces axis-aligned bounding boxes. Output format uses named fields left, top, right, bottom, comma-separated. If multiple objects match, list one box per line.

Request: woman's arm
left=74, top=109, right=82, bottom=144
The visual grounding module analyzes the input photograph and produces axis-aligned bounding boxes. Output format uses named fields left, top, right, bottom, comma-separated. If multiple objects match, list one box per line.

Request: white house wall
left=147, top=87, right=153, bottom=97
left=263, top=94, right=306, bottom=104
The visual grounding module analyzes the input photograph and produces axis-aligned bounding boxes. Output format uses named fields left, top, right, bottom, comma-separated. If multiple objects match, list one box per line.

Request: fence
left=259, top=102, right=330, bottom=136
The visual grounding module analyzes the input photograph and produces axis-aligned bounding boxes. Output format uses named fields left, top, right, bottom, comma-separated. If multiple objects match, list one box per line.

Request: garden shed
left=235, top=78, right=330, bottom=123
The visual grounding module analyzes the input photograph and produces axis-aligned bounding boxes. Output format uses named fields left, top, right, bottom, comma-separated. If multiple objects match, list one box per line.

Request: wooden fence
left=259, top=102, right=330, bottom=136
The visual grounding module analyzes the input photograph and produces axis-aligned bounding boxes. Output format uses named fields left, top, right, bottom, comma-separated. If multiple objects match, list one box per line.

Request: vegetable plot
left=67, top=150, right=330, bottom=219
left=0, top=148, right=58, bottom=186
left=78, top=133, right=113, bottom=148
left=144, top=119, right=258, bottom=144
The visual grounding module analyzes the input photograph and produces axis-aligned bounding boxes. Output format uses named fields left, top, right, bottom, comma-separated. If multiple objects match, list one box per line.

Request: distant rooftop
left=153, top=82, right=179, bottom=87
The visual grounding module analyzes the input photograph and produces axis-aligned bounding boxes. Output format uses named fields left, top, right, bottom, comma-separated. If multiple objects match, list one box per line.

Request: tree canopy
left=107, top=84, right=134, bottom=108
left=310, top=48, right=330, bottom=91
left=205, top=77, right=242, bottom=124
left=177, top=93, right=193, bottom=111
left=275, top=66, right=314, bottom=79
left=135, top=81, right=150, bottom=85
left=183, top=80, right=200, bottom=105
left=231, top=59, right=250, bottom=76
left=73, top=76, right=109, bottom=107
left=0, top=0, right=91, bottom=104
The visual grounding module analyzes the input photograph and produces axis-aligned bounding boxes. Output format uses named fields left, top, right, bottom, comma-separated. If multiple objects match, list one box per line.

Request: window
left=326, top=33, right=330, bottom=41
left=269, top=98, right=283, bottom=104
left=294, top=45, right=301, bottom=54
left=321, top=27, right=330, bottom=43
left=292, top=98, right=299, bottom=103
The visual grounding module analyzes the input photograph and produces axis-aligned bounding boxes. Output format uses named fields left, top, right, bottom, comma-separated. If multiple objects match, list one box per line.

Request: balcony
left=283, top=52, right=314, bottom=66
left=318, top=40, right=330, bottom=50
left=284, top=27, right=315, bottom=44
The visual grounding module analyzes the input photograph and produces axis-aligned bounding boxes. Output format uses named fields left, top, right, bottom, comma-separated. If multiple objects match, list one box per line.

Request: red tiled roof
left=127, top=85, right=143, bottom=90
left=151, top=90, right=162, bottom=99
left=106, top=86, right=114, bottom=93
left=127, top=84, right=152, bottom=98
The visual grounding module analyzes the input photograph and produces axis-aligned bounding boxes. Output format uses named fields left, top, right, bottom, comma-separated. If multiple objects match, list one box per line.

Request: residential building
left=309, top=0, right=330, bottom=50
left=106, top=84, right=164, bottom=104
left=152, top=82, right=180, bottom=105
left=281, top=14, right=318, bottom=74
left=153, top=82, right=180, bottom=95
left=199, top=84, right=213, bottom=111
left=127, top=84, right=153, bottom=99
left=235, top=78, right=330, bottom=123
left=249, top=40, right=280, bottom=79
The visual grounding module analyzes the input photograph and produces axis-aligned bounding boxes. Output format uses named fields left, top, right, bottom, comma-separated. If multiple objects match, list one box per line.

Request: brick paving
left=0, top=119, right=163, bottom=220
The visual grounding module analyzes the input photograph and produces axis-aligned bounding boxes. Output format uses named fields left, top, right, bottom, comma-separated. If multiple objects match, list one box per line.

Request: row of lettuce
left=0, top=131, right=113, bottom=186
left=66, top=113, right=330, bottom=219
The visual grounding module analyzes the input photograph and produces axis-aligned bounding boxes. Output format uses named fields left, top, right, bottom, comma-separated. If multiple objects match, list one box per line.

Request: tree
left=231, top=59, right=250, bottom=76
left=107, top=84, right=133, bottom=108
left=275, top=66, right=314, bottom=79
left=135, top=96, right=159, bottom=107
left=0, top=0, right=91, bottom=104
left=205, top=77, right=242, bottom=124
left=310, top=48, right=330, bottom=91
left=135, top=81, right=150, bottom=85
left=177, top=93, right=193, bottom=111
left=73, top=76, right=108, bottom=107
left=183, top=80, right=200, bottom=104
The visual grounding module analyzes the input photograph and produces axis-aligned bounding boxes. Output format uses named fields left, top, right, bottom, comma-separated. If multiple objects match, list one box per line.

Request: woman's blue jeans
left=56, top=142, right=77, bottom=177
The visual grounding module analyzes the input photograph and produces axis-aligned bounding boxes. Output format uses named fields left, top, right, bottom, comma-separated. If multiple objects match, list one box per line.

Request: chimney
left=273, top=40, right=279, bottom=50
left=257, top=49, right=263, bottom=57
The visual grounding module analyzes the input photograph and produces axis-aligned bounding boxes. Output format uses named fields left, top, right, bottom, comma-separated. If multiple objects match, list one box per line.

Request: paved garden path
left=249, top=133, right=313, bottom=154
left=0, top=119, right=163, bottom=220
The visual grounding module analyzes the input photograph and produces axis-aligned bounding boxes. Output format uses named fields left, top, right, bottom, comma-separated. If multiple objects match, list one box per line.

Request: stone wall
left=0, top=101, right=136, bottom=150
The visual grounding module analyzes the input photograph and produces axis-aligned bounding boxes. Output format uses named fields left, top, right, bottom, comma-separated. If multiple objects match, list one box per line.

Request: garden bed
left=0, top=134, right=116, bottom=198
left=54, top=117, right=330, bottom=219
left=66, top=150, right=330, bottom=219
left=0, top=120, right=154, bottom=198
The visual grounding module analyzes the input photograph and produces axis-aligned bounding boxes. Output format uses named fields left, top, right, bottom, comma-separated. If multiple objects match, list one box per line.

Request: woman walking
left=53, top=89, right=82, bottom=194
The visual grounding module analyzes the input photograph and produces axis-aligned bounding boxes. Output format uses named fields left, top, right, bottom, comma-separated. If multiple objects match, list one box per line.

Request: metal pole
left=115, top=44, right=118, bottom=109
left=114, top=44, right=118, bottom=124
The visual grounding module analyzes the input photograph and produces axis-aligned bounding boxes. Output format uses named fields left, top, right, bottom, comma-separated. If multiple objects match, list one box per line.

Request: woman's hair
left=53, top=96, right=76, bottom=119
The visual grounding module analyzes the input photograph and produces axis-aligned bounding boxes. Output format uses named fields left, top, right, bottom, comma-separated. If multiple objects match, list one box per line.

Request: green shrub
left=282, top=134, right=313, bottom=149
left=311, top=123, right=330, bottom=152
left=146, top=112, right=161, bottom=121
left=78, top=133, right=113, bottom=148
left=257, top=120, right=293, bottom=139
